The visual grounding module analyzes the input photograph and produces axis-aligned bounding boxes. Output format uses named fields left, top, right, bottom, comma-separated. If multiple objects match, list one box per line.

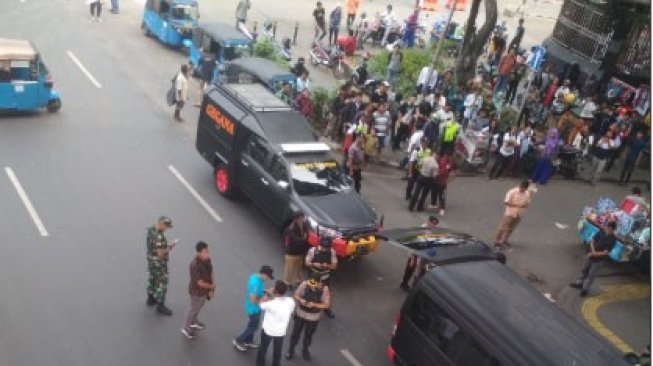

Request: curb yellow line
left=581, top=283, right=650, bottom=353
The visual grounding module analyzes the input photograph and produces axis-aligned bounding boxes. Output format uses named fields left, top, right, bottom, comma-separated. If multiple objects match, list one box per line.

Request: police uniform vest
left=299, top=285, right=324, bottom=314
left=415, top=147, right=432, bottom=171
left=443, top=122, right=459, bottom=142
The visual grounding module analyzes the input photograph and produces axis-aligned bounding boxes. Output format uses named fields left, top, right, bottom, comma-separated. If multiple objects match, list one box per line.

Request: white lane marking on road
left=168, top=165, right=223, bottom=223
left=66, top=50, right=103, bottom=89
left=340, top=349, right=363, bottom=366
left=4, top=167, right=49, bottom=237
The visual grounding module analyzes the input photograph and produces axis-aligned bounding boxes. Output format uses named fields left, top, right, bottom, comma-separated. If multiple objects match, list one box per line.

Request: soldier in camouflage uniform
left=146, top=216, right=176, bottom=315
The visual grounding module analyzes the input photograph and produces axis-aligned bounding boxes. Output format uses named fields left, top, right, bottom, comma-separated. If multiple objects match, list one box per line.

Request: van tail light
left=45, top=74, right=54, bottom=89
left=386, top=345, right=396, bottom=362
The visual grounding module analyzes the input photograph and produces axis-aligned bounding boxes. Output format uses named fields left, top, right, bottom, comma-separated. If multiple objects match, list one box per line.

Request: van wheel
left=214, top=166, right=234, bottom=198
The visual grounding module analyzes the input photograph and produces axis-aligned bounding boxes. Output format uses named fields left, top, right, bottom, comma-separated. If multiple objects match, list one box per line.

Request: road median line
left=66, top=50, right=103, bottom=89
left=167, top=165, right=223, bottom=223
left=340, top=349, right=363, bottom=366
left=4, top=167, right=49, bottom=237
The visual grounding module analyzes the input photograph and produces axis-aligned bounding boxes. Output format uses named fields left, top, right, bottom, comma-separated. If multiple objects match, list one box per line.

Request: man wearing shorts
left=494, top=180, right=530, bottom=250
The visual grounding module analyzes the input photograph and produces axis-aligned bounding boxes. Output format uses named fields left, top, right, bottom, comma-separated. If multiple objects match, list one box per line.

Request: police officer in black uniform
left=286, top=271, right=331, bottom=361
left=305, top=236, right=338, bottom=318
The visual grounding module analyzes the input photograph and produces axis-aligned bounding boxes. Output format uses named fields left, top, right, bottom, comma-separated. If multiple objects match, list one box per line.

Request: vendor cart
left=578, top=196, right=650, bottom=269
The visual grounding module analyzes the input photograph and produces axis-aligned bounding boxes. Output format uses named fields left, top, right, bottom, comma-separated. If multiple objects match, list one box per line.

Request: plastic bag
left=596, top=197, right=617, bottom=214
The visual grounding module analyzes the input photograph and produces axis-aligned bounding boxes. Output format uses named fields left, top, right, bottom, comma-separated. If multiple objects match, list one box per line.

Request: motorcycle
left=552, top=145, right=584, bottom=179
left=309, top=42, right=351, bottom=80
left=454, top=129, right=490, bottom=173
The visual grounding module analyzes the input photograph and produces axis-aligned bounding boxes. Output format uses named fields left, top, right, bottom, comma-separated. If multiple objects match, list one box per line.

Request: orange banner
left=419, top=0, right=437, bottom=11
left=445, top=0, right=466, bottom=11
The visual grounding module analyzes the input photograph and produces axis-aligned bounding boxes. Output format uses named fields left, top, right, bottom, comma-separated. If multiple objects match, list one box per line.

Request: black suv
left=196, top=82, right=379, bottom=257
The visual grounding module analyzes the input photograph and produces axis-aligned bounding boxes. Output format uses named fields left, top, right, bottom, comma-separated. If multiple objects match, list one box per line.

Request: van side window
left=408, top=292, right=500, bottom=366
left=268, top=156, right=288, bottom=182
left=248, top=137, right=269, bottom=166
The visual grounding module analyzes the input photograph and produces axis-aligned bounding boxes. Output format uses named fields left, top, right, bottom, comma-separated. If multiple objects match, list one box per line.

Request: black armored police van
left=196, top=82, right=379, bottom=258
left=382, top=227, right=630, bottom=366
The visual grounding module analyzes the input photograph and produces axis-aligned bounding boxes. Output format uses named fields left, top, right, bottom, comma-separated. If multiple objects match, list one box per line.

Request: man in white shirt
left=296, top=71, right=310, bottom=93
left=463, top=90, right=482, bottom=128
left=372, top=102, right=391, bottom=152
left=256, top=280, right=296, bottom=366
left=381, top=4, right=396, bottom=46
left=417, top=63, right=438, bottom=95
left=555, top=79, right=571, bottom=99
left=489, top=126, right=519, bottom=179
left=174, top=64, right=190, bottom=122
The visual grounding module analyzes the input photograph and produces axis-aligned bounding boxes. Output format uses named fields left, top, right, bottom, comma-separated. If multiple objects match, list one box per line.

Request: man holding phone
left=146, top=216, right=177, bottom=315
left=181, top=241, right=216, bottom=339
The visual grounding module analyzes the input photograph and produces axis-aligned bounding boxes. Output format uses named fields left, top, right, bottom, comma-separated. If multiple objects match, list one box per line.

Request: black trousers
left=409, top=176, right=432, bottom=211
left=431, top=182, right=446, bottom=208
left=352, top=168, right=362, bottom=193
left=289, top=316, right=319, bottom=352
left=393, top=124, right=410, bottom=150
left=440, top=141, right=455, bottom=156
left=504, top=81, right=519, bottom=104
left=489, top=154, right=511, bottom=179
left=90, top=1, right=102, bottom=16
left=329, top=26, right=339, bottom=45
left=405, top=171, right=419, bottom=199
left=620, top=159, right=636, bottom=184
left=257, top=330, right=284, bottom=366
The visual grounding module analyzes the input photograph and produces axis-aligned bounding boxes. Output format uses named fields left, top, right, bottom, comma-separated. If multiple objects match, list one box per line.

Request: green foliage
left=368, top=48, right=447, bottom=98
left=498, top=107, right=518, bottom=130
left=308, top=87, right=335, bottom=130
left=252, top=38, right=290, bottom=69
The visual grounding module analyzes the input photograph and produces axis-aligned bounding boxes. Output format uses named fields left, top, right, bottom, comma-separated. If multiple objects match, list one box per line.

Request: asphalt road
left=0, top=0, right=646, bottom=365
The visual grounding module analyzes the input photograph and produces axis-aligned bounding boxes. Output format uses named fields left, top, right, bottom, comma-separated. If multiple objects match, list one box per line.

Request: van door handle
left=260, top=178, right=269, bottom=185
left=241, top=159, right=249, bottom=167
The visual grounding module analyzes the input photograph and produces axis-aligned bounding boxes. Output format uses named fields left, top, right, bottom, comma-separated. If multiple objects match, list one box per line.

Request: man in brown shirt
left=494, top=48, right=516, bottom=94
left=181, top=241, right=216, bottom=339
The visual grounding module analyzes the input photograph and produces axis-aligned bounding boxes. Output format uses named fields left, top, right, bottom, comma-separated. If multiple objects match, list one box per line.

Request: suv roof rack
left=220, top=83, right=291, bottom=112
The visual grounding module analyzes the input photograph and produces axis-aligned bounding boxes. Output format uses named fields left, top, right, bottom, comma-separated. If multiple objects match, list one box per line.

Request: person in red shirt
left=337, top=29, right=357, bottom=56
left=294, top=90, right=313, bottom=120
left=430, top=153, right=454, bottom=216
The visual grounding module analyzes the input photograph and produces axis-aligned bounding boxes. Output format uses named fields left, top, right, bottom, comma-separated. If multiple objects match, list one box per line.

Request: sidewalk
left=558, top=274, right=651, bottom=354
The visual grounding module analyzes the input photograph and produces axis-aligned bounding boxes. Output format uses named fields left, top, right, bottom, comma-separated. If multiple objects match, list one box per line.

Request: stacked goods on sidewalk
left=578, top=196, right=650, bottom=263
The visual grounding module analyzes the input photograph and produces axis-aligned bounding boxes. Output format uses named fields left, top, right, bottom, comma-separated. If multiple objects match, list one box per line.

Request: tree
left=455, top=0, right=498, bottom=83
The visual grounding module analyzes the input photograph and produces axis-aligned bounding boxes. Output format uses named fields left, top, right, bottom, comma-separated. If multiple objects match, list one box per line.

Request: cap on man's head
left=259, top=265, right=275, bottom=279
left=158, top=216, right=173, bottom=228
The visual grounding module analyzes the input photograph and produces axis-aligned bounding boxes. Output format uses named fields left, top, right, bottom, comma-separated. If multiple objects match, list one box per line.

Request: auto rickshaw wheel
left=47, top=99, right=61, bottom=113
left=141, top=22, right=152, bottom=37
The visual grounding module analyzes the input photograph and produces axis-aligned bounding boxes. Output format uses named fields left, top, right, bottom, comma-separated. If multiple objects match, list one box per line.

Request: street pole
left=431, top=3, right=456, bottom=65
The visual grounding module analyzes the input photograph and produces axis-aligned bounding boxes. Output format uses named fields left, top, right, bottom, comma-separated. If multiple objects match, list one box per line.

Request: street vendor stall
left=578, top=196, right=650, bottom=268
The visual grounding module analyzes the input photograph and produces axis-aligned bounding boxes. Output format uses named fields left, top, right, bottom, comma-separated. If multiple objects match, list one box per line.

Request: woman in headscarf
left=530, top=128, right=560, bottom=185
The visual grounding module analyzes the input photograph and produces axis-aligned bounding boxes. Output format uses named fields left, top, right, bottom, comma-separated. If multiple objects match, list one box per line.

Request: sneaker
left=181, top=327, right=196, bottom=339
left=244, top=342, right=260, bottom=349
left=232, top=339, right=247, bottom=352
left=439, top=209, right=445, bottom=216
left=569, top=282, right=582, bottom=289
left=190, top=322, right=205, bottom=330
left=96, top=17, right=102, bottom=23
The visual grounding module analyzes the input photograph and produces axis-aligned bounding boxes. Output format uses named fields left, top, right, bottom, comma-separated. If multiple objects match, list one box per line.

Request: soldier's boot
left=146, top=293, right=156, bottom=306
left=156, top=302, right=173, bottom=316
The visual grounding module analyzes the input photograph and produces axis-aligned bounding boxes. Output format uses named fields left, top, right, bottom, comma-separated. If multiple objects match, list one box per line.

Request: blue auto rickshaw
left=185, top=23, right=253, bottom=82
left=141, top=0, right=199, bottom=48
left=0, top=38, right=61, bottom=113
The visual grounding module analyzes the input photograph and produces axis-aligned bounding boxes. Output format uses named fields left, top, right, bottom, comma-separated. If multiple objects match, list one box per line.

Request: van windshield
left=172, top=5, right=198, bottom=21
left=290, top=161, right=350, bottom=196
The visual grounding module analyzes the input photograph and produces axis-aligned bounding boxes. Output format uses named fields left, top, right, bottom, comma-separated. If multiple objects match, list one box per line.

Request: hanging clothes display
left=632, top=85, right=650, bottom=116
